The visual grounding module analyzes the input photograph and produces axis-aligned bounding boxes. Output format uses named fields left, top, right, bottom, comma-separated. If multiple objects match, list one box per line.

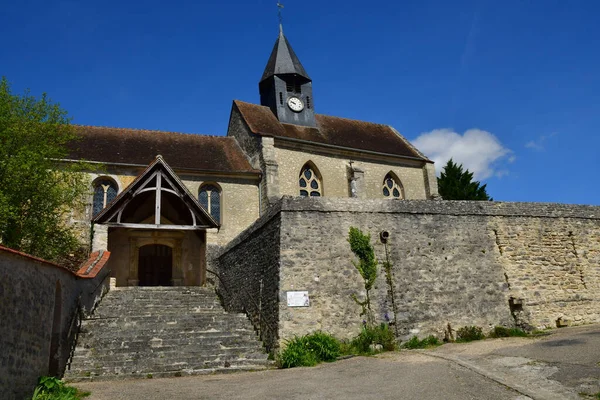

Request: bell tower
left=259, top=25, right=316, bottom=127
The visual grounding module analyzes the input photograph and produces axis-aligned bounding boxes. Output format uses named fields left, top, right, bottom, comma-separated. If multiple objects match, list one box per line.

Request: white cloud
left=525, top=133, right=557, bottom=152
left=412, top=128, right=513, bottom=180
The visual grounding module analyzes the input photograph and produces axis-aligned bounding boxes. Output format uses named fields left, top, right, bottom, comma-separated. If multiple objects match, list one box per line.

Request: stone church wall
left=274, top=144, right=431, bottom=200
left=218, top=197, right=600, bottom=348
left=217, top=205, right=283, bottom=352
left=0, top=247, right=110, bottom=400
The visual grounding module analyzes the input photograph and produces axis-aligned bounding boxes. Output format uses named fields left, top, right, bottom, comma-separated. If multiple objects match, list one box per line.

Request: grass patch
left=488, top=326, right=529, bottom=338
left=31, top=376, right=90, bottom=400
left=402, top=335, right=441, bottom=349
left=456, top=326, right=485, bottom=342
left=278, top=331, right=341, bottom=368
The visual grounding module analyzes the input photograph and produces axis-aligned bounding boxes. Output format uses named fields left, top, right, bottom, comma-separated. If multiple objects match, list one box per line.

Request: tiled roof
left=233, top=101, right=430, bottom=161
left=67, top=126, right=260, bottom=174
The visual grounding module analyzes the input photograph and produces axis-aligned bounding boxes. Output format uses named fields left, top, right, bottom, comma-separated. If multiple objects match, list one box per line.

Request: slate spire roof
left=260, top=25, right=310, bottom=82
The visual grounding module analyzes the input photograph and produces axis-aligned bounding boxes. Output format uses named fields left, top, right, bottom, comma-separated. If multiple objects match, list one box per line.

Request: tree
left=437, top=159, right=492, bottom=200
left=0, top=77, right=89, bottom=263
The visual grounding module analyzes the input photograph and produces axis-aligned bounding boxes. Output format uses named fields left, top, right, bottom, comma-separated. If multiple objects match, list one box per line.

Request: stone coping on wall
left=0, top=245, right=111, bottom=279
left=76, top=250, right=111, bottom=278
left=219, top=197, right=600, bottom=256
left=276, top=197, right=600, bottom=219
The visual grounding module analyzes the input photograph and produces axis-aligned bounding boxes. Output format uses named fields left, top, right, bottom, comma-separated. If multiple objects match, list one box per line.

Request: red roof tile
left=234, top=100, right=430, bottom=161
left=67, top=126, right=260, bottom=174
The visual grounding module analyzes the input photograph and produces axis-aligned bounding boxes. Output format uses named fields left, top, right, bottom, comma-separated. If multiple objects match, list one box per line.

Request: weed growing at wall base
left=456, top=326, right=485, bottom=342
left=348, top=323, right=397, bottom=354
left=402, top=335, right=441, bottom=349
left=488, top=326, right=528, bottom=338
left=31, top=376, right=89, bottom=400
left=278, top=331, right=341, bottom=368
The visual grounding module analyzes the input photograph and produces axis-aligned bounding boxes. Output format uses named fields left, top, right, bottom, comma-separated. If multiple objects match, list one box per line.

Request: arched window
left=93, top=178, right=118, bottom=216
left=382, top=173, right=404, bottom=199
left=198, top=184, right=221, bottom=223
left=299, top=163, right=322, bottom=197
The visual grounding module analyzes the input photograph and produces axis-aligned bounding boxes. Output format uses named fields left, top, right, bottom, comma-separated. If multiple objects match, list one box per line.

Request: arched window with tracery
left=92, top=178, right=118, bottom=216
left=198, top=184, right=221, bottom=223
left=299, top=163, right=322, bottom=197
left=382, top=173, right=404, bottom=199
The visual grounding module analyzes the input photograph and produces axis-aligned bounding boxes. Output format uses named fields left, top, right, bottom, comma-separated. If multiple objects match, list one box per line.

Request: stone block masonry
left=217, top=197, right=600, bottom=349
left=0, top=246, right=110, bottom=400
left=217, top=205, right=282, bottom=352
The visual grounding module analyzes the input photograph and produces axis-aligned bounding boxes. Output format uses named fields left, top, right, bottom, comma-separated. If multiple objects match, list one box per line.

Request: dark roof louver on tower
left=260, top=26, right=310, bottom=83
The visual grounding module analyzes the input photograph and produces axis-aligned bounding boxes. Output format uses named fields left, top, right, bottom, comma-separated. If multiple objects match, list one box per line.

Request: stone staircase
left=64, top=286, right=271, bottom=382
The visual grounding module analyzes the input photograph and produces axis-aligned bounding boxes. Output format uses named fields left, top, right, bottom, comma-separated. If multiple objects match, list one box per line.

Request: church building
left=67, top=26, right=438, bottom=287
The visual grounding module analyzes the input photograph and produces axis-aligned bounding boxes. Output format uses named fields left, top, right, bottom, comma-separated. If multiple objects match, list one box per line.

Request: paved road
left=74, top=325, right=600, bottom=400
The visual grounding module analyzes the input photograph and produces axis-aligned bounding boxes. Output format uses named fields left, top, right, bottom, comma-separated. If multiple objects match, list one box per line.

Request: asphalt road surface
left=74, top=324, right=600, bottom=400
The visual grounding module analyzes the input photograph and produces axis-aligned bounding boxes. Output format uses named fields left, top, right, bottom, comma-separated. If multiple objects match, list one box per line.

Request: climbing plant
left=348, top=227, right=378, bottom=325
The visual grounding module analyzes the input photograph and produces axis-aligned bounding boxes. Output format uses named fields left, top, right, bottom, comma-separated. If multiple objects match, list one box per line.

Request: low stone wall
left=0, top=246, right=110, bottom=400
left=218, top=197, right=600, bottom=348
left=217, top=206, right=282, bottom=352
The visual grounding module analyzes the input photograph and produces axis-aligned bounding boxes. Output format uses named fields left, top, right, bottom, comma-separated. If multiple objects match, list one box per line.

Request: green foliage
left=278, top=331, right=341, bottom=368
left=31, top=376, right=90, bottom=400
left=402, top=335, right=441, bottom=349
left=0, top=77, right=91, bottom=263
left=348, top=227, right=378, bottom=323
left=456, top=326, right=485, bottom=342
left=488, top=326, right=528, bottom=338
left=304, top=331, right=341, bottom=361
left=349, top=323, right=396, bottom=354
left=437, top=159, right=492, bottom=201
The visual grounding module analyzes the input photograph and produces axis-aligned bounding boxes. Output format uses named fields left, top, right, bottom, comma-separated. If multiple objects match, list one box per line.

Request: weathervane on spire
left=277, top=2, right=284, bottom=30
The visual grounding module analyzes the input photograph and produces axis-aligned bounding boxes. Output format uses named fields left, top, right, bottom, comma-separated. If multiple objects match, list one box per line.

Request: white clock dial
left=287, top=96, right=304, bottom=112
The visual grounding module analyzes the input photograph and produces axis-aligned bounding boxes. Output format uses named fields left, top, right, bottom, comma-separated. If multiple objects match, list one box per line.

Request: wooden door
left=138, top=244, right=173, bottom=286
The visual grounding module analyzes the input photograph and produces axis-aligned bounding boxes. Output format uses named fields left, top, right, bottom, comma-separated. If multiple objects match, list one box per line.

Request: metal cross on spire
left=277, top=2, right=284, bottom=32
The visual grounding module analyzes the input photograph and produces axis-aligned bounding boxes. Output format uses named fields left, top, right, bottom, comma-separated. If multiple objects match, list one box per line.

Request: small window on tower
left=286, top=79, right=302, bottom=93
left=279, top=92, right=283, bottom=105
left=306, top=96, right=311, bottom=109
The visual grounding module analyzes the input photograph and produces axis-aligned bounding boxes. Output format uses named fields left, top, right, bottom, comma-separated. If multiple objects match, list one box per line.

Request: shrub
left=278, top=331, right=341, bottom=368
left=304, top=331, right=341, bottom=361
left=349, top=323, right=396, bottom=354
left=488, top=326, right=528, bottom=338
left=31, top=376, right=90, bottom=400
left=456, top=326, right=485, bottom=342
left=402, top=335, right=441, bottom=349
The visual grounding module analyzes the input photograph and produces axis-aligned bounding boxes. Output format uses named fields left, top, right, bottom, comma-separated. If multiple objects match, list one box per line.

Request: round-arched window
left=92, top=178, right=118, bottom=216
left=199, top=184, right=221, bottom=223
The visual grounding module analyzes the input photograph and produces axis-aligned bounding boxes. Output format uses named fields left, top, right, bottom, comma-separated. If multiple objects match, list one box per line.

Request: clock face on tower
left=287, top=96, right=304, bottom=112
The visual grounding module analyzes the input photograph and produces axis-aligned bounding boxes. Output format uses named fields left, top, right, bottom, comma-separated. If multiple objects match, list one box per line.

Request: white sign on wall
left=287, top=291, right=310, bottom=307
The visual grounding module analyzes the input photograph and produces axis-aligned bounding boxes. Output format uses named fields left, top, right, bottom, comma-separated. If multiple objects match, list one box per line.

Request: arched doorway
left=138, top=244, right=173, bottom=286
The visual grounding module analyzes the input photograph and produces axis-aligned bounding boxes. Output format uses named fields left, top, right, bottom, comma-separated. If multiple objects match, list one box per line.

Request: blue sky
left=2, top=0, right=599, bottom=204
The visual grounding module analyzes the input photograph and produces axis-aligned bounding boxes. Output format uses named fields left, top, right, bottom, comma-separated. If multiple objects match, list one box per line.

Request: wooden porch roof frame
left=93, top=155, right=219, bottom=230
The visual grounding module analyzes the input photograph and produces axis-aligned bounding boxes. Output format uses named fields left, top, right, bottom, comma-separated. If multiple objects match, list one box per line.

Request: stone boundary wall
left=219, top=197, right=600, bottom=348
left=0, top=246, right=111, bottom=400
left=217, top=205, right=283, bottom=352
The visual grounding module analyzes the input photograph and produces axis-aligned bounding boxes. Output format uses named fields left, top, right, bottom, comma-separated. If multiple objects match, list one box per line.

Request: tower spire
left=259, top=3, right=316, bottom=127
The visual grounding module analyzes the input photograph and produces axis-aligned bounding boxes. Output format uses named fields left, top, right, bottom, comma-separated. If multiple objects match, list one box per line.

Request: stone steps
left=64, top=287, right=271, bottom=382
